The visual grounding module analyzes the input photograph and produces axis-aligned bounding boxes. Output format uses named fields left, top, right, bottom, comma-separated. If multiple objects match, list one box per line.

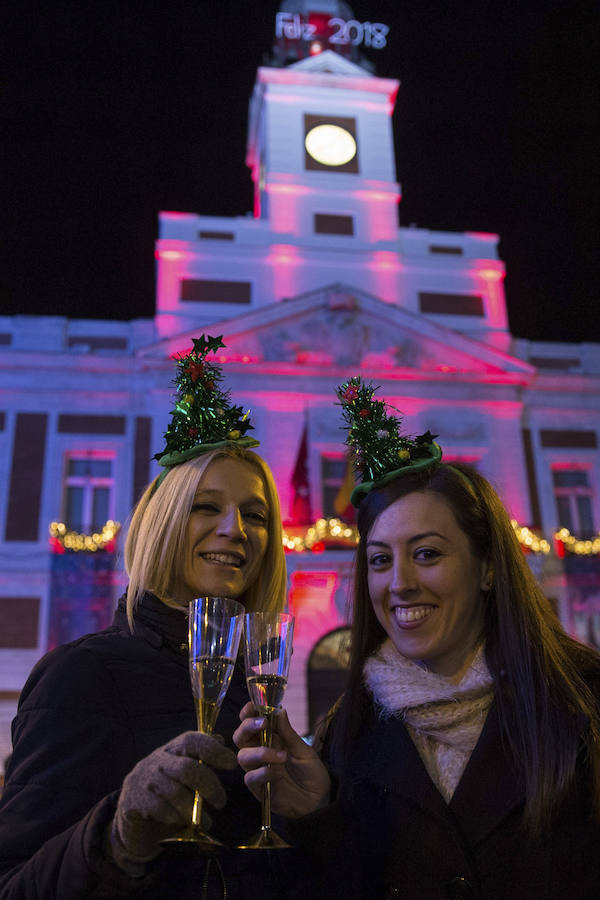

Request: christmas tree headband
left=153, top=335, right=259, bottom=488
left=336, top=377, right=442, bottom=506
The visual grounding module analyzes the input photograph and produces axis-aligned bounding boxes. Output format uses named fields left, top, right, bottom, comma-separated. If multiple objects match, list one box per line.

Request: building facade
left=1, top=8, right=599, bottom=764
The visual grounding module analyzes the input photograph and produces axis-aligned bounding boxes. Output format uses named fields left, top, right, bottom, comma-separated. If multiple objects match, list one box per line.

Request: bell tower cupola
left=246, top=1, right=400, bottom=244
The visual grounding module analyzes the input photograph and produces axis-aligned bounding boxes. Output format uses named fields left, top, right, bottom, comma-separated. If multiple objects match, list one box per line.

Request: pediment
left=288, top=49, right=373, bottom=78
left=140, top=284, right=534, bottom=380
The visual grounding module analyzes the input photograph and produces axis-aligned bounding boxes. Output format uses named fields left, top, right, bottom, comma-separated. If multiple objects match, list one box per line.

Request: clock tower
left=246, top=2, right=400, bottom=244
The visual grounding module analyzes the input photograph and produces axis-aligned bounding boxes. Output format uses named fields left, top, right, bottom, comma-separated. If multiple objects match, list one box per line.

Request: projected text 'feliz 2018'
left=275, top=13, right=389, bottom=49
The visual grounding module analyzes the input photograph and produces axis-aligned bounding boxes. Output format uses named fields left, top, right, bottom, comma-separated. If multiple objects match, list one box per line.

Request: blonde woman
left=0, top=339, right=290, bottom=900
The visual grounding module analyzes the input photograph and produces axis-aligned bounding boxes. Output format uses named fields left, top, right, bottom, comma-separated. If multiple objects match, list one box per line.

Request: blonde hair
left=124, top=448, right=287, bottom=630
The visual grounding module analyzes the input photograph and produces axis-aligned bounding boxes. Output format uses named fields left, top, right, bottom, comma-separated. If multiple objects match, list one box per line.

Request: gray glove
left=109, top=731, right=236, bottom=874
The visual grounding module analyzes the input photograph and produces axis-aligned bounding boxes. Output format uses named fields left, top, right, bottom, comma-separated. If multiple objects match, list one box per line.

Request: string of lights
left=47, top=518, right=599, bottom=556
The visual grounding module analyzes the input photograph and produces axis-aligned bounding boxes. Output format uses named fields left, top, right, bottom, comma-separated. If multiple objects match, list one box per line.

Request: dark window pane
left=68, top=459, right=112, bottom=477
left=577, top=497, right=595, bottom=536
left=66, top=486, right=84, bottom=531
left=541, top=430, right=597, bottom=448
left=68, top=459, right=88, bottom=476
left=419, top=292, right=484, bottom=316
left=322, top=485, right=341, bottom=518
left=556, top=496, right=573, bottom=532
left=314, top=214, right=354, bottom=235
left=552, top=470, right=589, bottom=488
left=429, top=245, right=463, bottom=255
left=180, top=279, right=251, bottom=304
left=89, top=460, right=112, bottom=477
left=321, top=458, right=347, bottom=480
left=92, top=488, right=110, bottom=531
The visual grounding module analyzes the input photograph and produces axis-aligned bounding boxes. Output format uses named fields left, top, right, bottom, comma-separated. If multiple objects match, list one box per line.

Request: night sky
left=4, top=0, right=599, bottom=343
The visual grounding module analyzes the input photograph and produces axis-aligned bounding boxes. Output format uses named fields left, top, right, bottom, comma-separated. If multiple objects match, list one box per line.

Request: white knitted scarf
left=363, top=639, right=494, bottom=802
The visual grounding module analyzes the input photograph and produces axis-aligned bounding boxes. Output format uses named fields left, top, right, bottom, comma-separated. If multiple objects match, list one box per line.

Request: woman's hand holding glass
left=234, top=701, right=331, bottom=821
left=110, top=730, right=236, bottom=873
left=162, top=595, right=244, bottom=851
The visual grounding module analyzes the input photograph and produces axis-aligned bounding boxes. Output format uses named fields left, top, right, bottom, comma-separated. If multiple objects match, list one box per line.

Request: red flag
left=290, top=424, right=312, bottom=525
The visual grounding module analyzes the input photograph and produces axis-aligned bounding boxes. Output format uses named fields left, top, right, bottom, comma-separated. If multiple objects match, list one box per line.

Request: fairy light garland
left=282, top=518, right=598, bottom=556
left=49, top=520, right=120, bottom=552
left=282, top=518, right=358, bottom=552
left=510, top=520, right=551, bottom=554
left=554, top=527, right=600, bottom=556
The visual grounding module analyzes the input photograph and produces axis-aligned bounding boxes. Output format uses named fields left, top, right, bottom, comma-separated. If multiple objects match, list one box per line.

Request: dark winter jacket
left=0, top=593, right=291, bottom=899
left=292, top=693, right=600, bottom=900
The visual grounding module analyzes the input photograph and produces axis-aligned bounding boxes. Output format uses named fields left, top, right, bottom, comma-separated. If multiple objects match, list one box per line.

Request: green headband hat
left=153, top=335, right=258, bottom=487
left=336, top=377, right=442, bottom=507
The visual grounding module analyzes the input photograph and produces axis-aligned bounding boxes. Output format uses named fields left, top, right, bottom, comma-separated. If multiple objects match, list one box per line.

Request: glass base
left=237, top=828, right=291, bottom=850
left=161, top=825, right=226, bottom=854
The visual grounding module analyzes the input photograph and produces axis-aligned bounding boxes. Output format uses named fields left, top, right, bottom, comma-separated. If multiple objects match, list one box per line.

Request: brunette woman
left=236, top=377, right=600, bottom=900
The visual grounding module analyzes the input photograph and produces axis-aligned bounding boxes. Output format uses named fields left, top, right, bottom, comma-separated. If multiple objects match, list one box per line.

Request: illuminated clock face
left=305, top=124, right=357, bottom=167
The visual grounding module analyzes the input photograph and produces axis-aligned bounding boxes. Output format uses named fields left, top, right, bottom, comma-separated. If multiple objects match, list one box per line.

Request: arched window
left=307, top=626, right=350, bottom=734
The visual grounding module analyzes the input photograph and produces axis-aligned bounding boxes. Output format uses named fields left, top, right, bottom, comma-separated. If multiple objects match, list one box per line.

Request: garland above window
left=49, top=520, right=120, bottom=553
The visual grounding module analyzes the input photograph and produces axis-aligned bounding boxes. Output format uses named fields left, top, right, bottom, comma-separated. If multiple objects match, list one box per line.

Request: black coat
left=292, top=696, right=600, bottom=900
left=0, top=593, right=291, bottom=899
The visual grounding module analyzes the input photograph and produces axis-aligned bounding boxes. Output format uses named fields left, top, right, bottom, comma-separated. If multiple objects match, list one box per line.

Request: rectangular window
left=6, top=413, right=47, bottom=542
left=180, top=279, right=252, bottom=304
left=541, top=430, right=597, bottom=449
left=429, top=245, right=463, bottom=255
left=552, top=469, right=595, bottom=538
left=321, top=456, right=349, bottom=519
left=0, top=597, right=40, bottom=648
left=198, top=231, right=235, bottom=241
left=419, top=292, right=484, bottom=316
left=314, top=214, right=354, bottom=236
left=530, top=357, right=580, bottom=371
left=57, top=415, right=126, bottom=435
left=63, top=453, right=115, bottom=533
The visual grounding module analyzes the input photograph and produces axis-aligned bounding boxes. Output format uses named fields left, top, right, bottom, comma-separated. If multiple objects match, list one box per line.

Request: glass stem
left=192, top=715, right=212, bottom=829
left=261, top=714, right=274, bottom=832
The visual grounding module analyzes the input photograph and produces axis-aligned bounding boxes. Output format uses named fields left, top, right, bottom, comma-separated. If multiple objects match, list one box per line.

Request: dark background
left=4, top=0, right=599, bottom=342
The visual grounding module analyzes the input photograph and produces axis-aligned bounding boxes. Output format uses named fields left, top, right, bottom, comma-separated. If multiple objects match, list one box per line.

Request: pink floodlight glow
left=266, top=183, right=311, bottom=196
left=466, top=231, right=498, bottom=241
left=268, top=93, right=391, bottom=114
left=288, top=570, right=339, bottom=626
left=155, top=250, right=185, bottom=261
left=271, top=248, right=303, bottom=301
left=161, top=211, right=195, bottom=220
left=215, top=353, right=260, bottom=364
left=258, top=66, right=399, bottom=103
left=371, top=250, right=400, bottom=270
left=478, top=268, right=504, bottom=281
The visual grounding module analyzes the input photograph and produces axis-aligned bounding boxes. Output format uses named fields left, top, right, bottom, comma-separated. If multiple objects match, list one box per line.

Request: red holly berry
left=358, top=408, right=370, bottom=418
left=188, top=427, right=198, bottom=438
left=342, top=385, right=359, bottom=402
left=184, top=362, right=205, bottom=383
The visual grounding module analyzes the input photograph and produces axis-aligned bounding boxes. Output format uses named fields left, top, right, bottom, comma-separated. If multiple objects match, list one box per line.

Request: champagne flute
left=163, top=595, right=244, bottom=851
left=238, top=611, right=295, bottom=850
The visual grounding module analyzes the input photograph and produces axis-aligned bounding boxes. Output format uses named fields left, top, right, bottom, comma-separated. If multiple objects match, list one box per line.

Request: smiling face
left=176, top=456, right=269, bottom=605
left=366, top=490, right=488, bottom=677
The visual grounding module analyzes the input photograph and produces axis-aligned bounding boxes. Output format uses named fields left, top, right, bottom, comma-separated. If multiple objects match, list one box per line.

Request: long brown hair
left=330, top=462, right=600, bottom=833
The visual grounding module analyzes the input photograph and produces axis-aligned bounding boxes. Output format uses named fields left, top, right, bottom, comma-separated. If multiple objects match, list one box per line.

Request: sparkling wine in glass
left=238, top=611, right=295, bottom=850
left=162, top=596, right=244, bottom=852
